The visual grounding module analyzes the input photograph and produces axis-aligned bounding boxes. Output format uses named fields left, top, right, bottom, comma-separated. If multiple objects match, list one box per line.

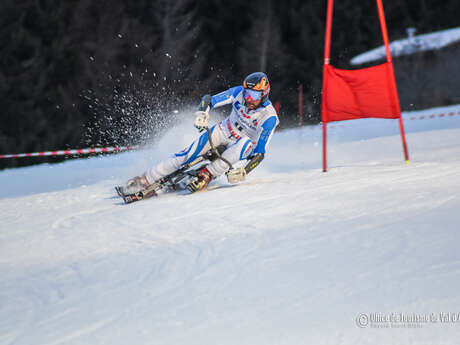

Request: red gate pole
left=398, top=116, right=410, bottom=163
left=321, top=0, right=334, bottom=172
left=298, top=84, right=303, bottom=127
left=322, top=123, right=328, bottom=172
left=376, top=0, right=410, bottom=164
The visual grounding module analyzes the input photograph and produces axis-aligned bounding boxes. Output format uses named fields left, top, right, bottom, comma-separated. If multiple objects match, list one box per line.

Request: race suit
left=145, top=85, right=279, bottom=184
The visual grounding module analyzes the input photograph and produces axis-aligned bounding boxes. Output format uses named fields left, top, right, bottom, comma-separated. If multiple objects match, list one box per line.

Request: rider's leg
left=144, top=125, right=227, bottom=184
left=206, top=138, right=255, bottom=177
left=187, top=138, right=254, bottom=193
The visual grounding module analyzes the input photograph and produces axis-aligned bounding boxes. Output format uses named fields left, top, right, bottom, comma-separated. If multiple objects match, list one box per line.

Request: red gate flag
left=323, top=62, right=400, bottom=122
left=321, top=0, right=410, bottom=172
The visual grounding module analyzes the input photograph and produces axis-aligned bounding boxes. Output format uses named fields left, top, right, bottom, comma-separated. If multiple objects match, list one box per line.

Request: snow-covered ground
left=1, top=105, right=460, bottom=345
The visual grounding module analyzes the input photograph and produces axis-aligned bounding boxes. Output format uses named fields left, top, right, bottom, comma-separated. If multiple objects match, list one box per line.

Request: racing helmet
left=243, top=72, right=270, bottom=106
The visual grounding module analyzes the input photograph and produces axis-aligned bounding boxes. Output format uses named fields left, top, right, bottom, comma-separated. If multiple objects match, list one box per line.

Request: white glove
left=194, top=111, right=210, bottom=132
left=226, top=168, right=246, bottom=184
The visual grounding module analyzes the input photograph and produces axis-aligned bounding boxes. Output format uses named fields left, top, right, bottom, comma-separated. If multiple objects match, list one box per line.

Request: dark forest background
left=1, top=0, right=459, bottom=169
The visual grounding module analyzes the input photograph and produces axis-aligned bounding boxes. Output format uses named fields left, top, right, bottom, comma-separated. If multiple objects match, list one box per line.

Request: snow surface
left=350, top=26, right=460, bottom=65
left=1, top=104, right=460, bottom=345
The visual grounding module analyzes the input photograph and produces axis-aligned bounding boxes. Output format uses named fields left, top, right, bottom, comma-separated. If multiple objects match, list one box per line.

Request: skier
left=124, top=72, right=279, bottom=195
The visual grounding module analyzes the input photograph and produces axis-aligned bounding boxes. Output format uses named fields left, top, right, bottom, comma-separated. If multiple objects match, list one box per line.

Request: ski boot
left=118, top=175, right=151, bottom=195
left=187, top=167, right=213, bottom=193
left=115, top=174, right=159, bottom=203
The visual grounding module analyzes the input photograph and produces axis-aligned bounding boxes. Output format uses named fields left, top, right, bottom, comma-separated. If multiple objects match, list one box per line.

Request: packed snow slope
left=1, top=104, right=460, bottom=345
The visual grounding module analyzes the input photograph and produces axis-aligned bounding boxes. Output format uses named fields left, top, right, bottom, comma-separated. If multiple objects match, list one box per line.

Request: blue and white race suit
left=145, top=86, right=279, bottom=183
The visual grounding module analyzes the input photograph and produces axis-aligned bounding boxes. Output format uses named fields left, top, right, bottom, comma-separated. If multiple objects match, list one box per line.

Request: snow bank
left=351, top=26, right=460, bottom=65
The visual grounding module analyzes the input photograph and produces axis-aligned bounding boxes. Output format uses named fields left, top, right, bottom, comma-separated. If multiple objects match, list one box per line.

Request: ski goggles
left=243, top=89, right=262, bottom=102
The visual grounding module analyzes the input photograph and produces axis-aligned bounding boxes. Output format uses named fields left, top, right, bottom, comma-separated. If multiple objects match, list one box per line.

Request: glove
left=226, top=168, right=246, bottom=184
left=194, top=110, right=210, bottom=132
left=244, top=153, right=264, bottom=174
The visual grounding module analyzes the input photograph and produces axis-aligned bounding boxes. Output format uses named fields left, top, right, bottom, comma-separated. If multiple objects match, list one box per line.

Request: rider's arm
left=244, top=115, right=278, bottom=174
left=198, top=86, right=243, bottom=111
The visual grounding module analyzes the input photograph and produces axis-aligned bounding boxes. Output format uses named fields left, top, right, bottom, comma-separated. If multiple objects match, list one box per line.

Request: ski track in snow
left=1, top=105, right=460, bottom=344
